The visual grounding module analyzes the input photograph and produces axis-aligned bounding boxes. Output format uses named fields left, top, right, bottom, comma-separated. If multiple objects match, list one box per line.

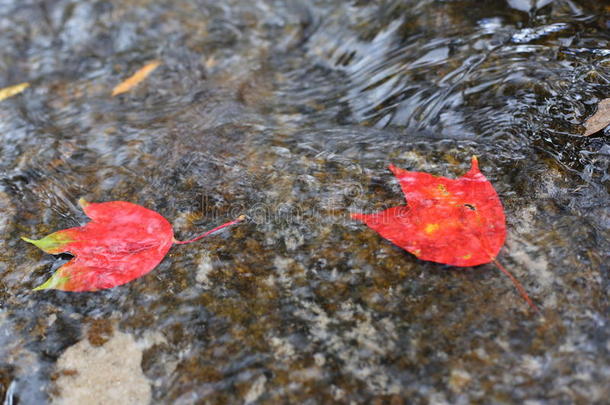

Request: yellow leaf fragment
left=0, top=82, right=29, bottom=102
left=111, top=60, right=161, bottom=96
left=583, top=98, right=610, bottom=136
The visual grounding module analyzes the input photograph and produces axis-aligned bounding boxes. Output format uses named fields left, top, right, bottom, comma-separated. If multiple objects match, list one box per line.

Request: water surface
left=0, top=0, right=608, bottom=403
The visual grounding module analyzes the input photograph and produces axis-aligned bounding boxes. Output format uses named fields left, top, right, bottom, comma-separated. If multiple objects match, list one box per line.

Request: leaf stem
left=492, top=258, right=540, bottom=313
left=174, top=215, right=246, bottom=245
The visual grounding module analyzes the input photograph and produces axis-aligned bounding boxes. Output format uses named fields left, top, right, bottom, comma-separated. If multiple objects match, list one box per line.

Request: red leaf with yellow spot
left=352, top=157, right=538, bottom=311
left=23, top=199, right=244, bottom=292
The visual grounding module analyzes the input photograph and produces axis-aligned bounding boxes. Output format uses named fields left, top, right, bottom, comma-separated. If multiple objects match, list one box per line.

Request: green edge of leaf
left=21, top=233, right=74, bottom=254
left=32, top=272, right=70, bottom=291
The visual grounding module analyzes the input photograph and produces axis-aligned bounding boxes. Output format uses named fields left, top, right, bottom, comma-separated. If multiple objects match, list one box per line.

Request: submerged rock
left=0, top=0, right=608, bottom=403
left=52, top=331, right=151, bottom=405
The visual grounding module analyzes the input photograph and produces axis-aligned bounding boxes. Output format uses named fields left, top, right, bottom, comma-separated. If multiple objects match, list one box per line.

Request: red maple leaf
left=352, top=157, right=538, bottom=312
left=22, top=198, right=244, bottom=292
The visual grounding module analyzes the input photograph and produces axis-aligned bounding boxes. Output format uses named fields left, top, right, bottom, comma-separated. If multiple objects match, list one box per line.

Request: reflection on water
left=0, top=0, right=608, bottom=403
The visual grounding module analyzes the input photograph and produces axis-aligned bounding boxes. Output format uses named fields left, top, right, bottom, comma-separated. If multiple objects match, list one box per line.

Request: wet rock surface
left=52, top=329, right=151, bottom=405
left=0, top=0, right=608, bottom=403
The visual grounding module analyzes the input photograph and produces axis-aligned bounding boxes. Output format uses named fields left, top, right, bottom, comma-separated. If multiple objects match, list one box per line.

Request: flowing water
left=0, top=0, right=608, bottom=403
